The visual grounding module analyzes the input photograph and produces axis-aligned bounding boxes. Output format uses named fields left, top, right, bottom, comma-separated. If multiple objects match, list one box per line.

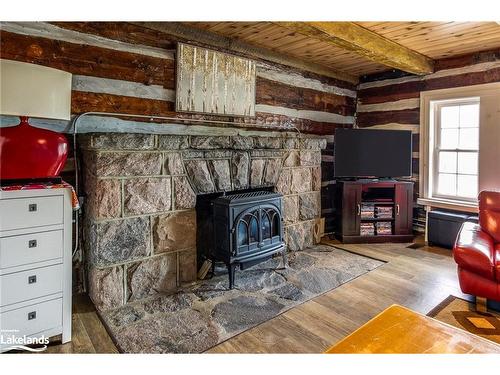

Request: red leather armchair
left=453, top=191, right=500, bottom=301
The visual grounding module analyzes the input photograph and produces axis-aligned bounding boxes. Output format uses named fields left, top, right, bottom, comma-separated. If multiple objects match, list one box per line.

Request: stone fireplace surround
left=80, top=131, right=326, bottom=311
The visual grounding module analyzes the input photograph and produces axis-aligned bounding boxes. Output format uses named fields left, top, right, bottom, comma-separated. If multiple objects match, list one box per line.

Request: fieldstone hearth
left=98, top=244, right=384, bottom=353
left=80, top=131, right=326, bottom=311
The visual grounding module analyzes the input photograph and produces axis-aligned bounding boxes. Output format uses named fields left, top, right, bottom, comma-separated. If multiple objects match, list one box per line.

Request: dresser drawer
left=0, top=196, right=64, bottom=232
left=0, top=298, right=62, bottom=338
left=0, top=230, right=63, bottom=269
left=0, top=264, right=63, bottom=306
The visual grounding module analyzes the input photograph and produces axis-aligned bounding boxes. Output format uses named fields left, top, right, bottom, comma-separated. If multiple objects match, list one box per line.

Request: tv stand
left=355, top=178, right=397, bottom=183
left=334, top=180, right=413, bottom=243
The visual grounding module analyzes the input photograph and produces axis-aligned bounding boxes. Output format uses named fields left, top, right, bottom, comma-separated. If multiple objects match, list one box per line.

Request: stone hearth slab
left=98, top=244, right=383, bottom=353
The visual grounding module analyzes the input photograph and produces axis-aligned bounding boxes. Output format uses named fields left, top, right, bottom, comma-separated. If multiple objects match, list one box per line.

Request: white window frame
left=419, top=82, right=500, bottom=212
left=431, top=98, right=479, bottom=202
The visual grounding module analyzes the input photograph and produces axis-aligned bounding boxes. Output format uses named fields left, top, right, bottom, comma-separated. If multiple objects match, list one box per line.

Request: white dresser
left=0, top=187, right=72, bottom=352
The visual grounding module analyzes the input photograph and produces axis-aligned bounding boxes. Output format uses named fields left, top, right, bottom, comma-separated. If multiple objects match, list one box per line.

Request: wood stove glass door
left=235, top=205, right=282, bottom=255
left=262, top=211, right=272, bottom=239
left=261, top=207, right=281, bottom=246
left=236, top=210, right=260, bottom=255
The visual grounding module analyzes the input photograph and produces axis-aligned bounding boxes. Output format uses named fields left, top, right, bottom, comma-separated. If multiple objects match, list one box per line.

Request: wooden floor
left=43, top=238, right=466, bottom=353
left=43, top=294, right=118, bottom=353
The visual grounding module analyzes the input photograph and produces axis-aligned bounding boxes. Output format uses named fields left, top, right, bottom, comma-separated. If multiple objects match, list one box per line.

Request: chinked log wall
left=0, top=22, right=356, bottom=285
left=4, top=22, right=497, bottom=239
left=356, top=49, right=500, bottom=232
left=0, top=22, right=356, bottom=138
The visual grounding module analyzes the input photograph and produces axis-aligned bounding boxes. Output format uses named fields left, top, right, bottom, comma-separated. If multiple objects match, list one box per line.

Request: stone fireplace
left=80, top=131, right=325, bottom=311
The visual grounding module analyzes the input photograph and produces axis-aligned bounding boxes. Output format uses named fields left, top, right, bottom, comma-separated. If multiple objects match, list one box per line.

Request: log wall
left=4, top=22, right=497, bottom=237
left=356, top=49, right=500, bottom=231
left=0, top=22, right=356, bottom=243
left=0, top=22, right=356, bottom=136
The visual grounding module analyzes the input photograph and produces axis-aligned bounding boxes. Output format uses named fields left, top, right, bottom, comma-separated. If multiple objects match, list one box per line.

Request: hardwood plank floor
left=208, top=238, right=465, bottom=353
left=44, top=238, right=465, bottom=354
left=43, top=294, right=118, bottom=354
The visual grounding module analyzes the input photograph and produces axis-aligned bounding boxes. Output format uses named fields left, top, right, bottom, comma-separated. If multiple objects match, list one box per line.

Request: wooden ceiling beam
left=277, top=22, right=434, bottom=75
left=131, top=22, right=358, bottom=84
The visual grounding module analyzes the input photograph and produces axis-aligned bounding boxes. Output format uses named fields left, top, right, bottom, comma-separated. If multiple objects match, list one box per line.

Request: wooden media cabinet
left=334, top=180, right=413, bottom=243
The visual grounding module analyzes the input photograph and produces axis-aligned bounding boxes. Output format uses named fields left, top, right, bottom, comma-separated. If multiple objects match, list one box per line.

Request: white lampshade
left=0, top=59, right=72, bottom=121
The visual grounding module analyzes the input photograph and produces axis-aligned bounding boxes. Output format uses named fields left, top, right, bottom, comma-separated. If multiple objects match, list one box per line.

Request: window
left=433, top=99, right=479, bottom=201
left=419, top=82, right=500, bottom=211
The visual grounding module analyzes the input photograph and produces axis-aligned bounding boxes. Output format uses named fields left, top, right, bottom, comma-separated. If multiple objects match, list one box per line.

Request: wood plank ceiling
left=182, top=22, right=500, bottom=78
left=357, top=22, right=500, bottom=59
left=183, top=22, right=388, bottom=76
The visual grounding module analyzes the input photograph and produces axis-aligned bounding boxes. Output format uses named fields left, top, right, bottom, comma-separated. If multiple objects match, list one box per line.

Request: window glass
left=437, top=173, right=457, bottom=196
left=457, top=152, right=478, bottom=175
left=438, top=151, right=457, bottom=174
left=441, top=106, right=459, bottom=128
left=458, top=128, right=478, bottom=150
left=459, top=104, right=479, bottom=127
left=457, top=175, right=478, bottom=198
left=434, top=99, right=479, bottom=201
left=440, top=128, right=459, bottom=149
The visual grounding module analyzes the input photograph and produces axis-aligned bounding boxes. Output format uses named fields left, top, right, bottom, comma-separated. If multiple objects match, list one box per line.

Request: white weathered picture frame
left=176, top=43, right=256, bottom=117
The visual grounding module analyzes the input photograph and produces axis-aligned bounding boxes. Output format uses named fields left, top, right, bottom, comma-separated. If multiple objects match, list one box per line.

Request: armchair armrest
left=453, top=222, right=495, bottom=279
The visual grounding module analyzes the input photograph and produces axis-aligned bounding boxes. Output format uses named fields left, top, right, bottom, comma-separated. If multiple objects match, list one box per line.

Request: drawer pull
left=28, top=275, right=37, bottom=284
left=28, top=311, right=37, bottom=320
left=28, top=203, right=38, bottom=212
left=28, top=239, right=38, bottom=248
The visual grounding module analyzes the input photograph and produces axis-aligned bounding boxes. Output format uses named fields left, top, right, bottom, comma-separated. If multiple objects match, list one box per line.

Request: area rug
left=99, top=244, right=384, bottom=353
left=428, top=295, right=500, bottom=345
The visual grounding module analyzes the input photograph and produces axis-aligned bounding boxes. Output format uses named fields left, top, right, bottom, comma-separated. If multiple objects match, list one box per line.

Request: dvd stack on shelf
left=375, top=206, right=393, bottom=219
left=360, top=222, right=375, bottom=236
left=376, top=221, right=392, bottom=235
left=414, top=207, right=426, bottom=234
left=360, top=203, right=375, bottom=219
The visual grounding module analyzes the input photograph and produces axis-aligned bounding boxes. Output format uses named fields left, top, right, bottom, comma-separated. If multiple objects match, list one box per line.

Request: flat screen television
left=334, top=128, right=412, bottom=178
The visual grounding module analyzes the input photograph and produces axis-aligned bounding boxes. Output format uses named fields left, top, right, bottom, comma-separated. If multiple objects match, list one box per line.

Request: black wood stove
left=207, top=190, right=286, bottom=289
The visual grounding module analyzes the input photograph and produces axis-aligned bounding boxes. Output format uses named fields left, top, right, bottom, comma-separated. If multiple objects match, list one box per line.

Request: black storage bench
left=428, top=210, right=478, bottom=249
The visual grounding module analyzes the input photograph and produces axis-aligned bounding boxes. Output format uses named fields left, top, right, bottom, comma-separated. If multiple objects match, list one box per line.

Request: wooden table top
left=325, top=304, right=500, bottom=354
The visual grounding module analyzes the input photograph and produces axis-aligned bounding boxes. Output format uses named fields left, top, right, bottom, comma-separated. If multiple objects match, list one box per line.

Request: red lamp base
left=0, top=116, right=69, bottom=180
